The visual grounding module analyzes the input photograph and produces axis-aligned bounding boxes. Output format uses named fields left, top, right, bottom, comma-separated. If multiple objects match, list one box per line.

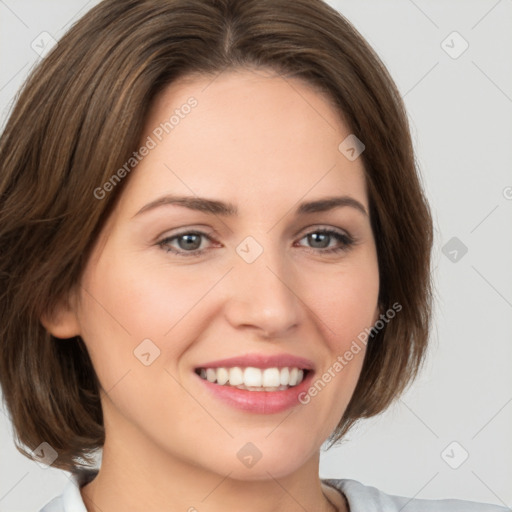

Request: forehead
left=116, top=68, right=368, bottom=218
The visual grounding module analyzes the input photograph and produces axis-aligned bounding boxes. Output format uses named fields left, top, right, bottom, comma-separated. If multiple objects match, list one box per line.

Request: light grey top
left=39, top=470, right=510, bottom=512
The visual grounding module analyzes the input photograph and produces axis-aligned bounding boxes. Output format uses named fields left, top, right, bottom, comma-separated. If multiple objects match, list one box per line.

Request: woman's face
left=69, top=68, right=380, bottom=479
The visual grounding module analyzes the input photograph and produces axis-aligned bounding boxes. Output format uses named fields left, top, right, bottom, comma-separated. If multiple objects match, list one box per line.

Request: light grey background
left=1, top=1, right=511, bottom=511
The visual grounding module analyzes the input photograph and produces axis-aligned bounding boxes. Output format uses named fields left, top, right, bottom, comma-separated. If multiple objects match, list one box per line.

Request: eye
left=157, top=227, right=355, bottom=258
left=158, top=230, right=215, bottom=257
left=296, top=228, right=355, bottom=254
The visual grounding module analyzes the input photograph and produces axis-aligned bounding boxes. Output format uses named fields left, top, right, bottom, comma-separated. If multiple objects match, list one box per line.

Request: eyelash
left=157, top=228, right=355, bottom=258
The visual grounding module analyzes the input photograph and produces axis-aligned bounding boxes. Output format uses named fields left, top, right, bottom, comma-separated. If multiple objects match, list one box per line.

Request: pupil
left=180, top=234, right=201, bottom=250
left=309, top=233, right=329, bottom=248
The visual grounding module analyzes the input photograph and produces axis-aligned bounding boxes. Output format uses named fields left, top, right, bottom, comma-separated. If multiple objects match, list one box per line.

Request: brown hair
left=0, top=0, right=433, bottom=473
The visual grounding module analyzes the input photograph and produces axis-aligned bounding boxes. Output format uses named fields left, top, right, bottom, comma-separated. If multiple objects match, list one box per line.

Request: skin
left=43, top=67, right=380, bottom=512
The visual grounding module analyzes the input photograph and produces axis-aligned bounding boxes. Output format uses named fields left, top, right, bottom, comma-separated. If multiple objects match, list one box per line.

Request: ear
left=40, top=293, right=81, bottom=339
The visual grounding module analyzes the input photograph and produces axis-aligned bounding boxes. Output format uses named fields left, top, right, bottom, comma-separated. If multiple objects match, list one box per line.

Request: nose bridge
left=225, top=234, right=301, bottom=336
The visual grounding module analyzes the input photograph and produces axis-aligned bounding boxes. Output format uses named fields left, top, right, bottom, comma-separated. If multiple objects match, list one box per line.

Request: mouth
left=193, top=353, right=315, bottom=413
left=194, top=366, right=310, bottom=392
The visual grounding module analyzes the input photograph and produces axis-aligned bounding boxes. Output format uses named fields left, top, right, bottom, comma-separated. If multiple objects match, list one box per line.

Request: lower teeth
left=233, top=384, right=290, bottom=391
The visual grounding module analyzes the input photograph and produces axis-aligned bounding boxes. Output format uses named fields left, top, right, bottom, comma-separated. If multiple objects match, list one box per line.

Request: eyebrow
left=132, top=194, right=368, bottom=218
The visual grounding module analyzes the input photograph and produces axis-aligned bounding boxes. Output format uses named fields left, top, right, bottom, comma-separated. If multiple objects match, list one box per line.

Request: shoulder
left=322, top=478, right=511, bottom=512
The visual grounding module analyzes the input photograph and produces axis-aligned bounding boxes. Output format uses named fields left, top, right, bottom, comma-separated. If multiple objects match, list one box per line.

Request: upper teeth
left=198, top=366, right=305, bottom=389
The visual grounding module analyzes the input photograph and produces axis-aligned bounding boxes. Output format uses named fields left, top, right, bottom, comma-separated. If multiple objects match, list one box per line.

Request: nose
left=223, top=242, right=302, bottom=339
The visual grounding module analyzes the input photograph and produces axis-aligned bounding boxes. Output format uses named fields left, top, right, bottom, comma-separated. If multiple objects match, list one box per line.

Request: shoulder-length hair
left=0, top=0, right=433, bottom=473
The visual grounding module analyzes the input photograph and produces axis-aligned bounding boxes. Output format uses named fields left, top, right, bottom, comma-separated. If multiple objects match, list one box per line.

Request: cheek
left=76, top=249, right=225, bottom=383
left=77, top=237, right=378, bottom=398
left=80, top=250, right=198, bottom=337
left=299, top=254, right=378, bottom=417
left=307, top=257, right=380, bottom=349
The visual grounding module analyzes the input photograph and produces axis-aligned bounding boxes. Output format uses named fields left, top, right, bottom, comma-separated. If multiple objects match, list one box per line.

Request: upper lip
left=195, top=353, right=315, bottom=371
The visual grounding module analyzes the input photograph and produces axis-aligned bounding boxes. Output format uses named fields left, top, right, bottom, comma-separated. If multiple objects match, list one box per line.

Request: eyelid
left=157, top=224, right=352, bottom=244
left=155, top=226, right=217, bottom=244
left=157, top=223, right=357, bottom=258
left=295, top=223, right=351, bottom=238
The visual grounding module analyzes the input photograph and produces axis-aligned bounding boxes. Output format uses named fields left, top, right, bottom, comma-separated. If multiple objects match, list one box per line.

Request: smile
left=195, top=366, right=307, bottom=391
left=193, top=353, right=315, bottom=413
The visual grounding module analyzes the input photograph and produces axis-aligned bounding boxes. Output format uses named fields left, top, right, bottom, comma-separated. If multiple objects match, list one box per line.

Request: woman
left=0, top=1, right=507, bottom=511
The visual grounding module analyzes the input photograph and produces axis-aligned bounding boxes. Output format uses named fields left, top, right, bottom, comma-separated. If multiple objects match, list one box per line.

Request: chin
left=221, top=460, right=305, bottom=482
left=198, top=435, right=319, bottom=481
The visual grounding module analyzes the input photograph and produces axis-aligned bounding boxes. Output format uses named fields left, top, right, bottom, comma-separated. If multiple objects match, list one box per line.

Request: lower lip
left=196, top=371, right=314, bottom=414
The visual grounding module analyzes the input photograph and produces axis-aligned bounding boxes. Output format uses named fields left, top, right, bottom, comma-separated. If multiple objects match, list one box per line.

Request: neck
left=80, top=430, right=344, bottom=512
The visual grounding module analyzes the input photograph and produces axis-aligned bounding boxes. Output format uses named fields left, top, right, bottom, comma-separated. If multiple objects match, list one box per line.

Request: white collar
left=59, top=470, right=98, bottom=512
